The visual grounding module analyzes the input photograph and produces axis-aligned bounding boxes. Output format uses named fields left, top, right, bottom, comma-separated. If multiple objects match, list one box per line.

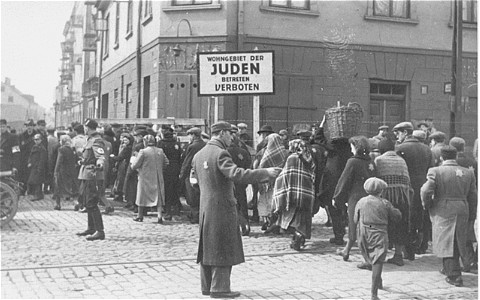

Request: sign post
left=198, top=50, right=274, bottom=146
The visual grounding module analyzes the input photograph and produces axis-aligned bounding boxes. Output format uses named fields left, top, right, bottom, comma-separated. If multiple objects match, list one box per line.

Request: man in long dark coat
left=157, top=129, right=183, bottom=220
left=191, top=121, right=280, bottom=298
left=19, top=119, right=37, bottom=193
left=179, top=127, right=205, bottom=224
left=28, top=134, right=47, bottom=201
left=394, top=121, right=433, bottom=260
left=421, top=146, right=477, bottom=287
left=0, top=119, right=20, bottom=173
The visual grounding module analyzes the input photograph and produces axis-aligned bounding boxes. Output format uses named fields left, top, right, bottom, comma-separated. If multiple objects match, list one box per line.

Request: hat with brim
left=296, top=130, right=312, bottom=138
left=412, top=130, right=427, bottom=141
left=417, top=122, right=428, bottom=128
left=84, top=119, right=99, bottom=129
left=429, top=131, right=446, bottom=142
left=211, top=121, right=233, bottom=134
left=37, top=120, right=46, bottom=126
left=257, top=125, right=274, bottom=135
left=187, top=127, right=202, bottom=135
left=378, top=125, right=389, bottom=131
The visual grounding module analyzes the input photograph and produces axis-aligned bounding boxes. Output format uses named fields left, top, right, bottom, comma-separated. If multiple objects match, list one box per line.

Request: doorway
left=369, top=82, right=407, bottom=136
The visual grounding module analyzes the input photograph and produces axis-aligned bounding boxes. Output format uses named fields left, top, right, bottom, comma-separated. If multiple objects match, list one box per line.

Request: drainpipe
left=97, top=10, right=104, bottom=119
left=136, top=0, right=143, bottom=119
left=235, top=0, right=244, bottom=122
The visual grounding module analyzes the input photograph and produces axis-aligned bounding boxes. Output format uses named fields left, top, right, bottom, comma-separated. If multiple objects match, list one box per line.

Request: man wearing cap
left=75, top=119, right=106, bottom=241
left=450, top=137, right=478, bottom=273
left=45, top=126, right=60, bottom=194
left=372, top=125, right=389, bottom=141
left=227, top=124, right=253, bottom=236
left=19, top=119, right=37, bottom=193
left=430, top=131, right=447, bottom=167
left=157, top=128, right=183, bottom=221
left=393, top=121, right=433, bottom=260
left=27, top=133, right=47, bottom=201
left=421, top=146, right=477, bottom=287
left=0, top=119, right=20, bottom=174
left=191, top=121, right=281, bottom=298
left=237, top=123, right=252, bottom=147
left=256, top=125, right=275, bottom=152
left=412, top=130, right=427, bottom=144
left=179, top=127, right=206, bottom=224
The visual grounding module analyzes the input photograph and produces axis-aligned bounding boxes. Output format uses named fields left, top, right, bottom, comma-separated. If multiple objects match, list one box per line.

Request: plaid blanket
left=258, top=134, right=289, bottom=192
left=273, top=152, right=316, bottom=212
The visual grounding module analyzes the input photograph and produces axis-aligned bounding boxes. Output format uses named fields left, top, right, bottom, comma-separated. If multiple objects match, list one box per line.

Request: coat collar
left=441, top=160, right=458, bottom=166
left=208, top=136, right=228, bottom=150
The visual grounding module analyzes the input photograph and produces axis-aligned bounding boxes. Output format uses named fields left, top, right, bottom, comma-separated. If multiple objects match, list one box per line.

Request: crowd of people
left=0, top=116, right=477, bottom=299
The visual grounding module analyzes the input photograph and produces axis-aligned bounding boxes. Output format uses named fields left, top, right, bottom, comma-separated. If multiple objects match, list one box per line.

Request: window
left=114, top=3, right=120, bottom=47
left=144, top=0, right=152, bottom=17
left=373, top=0, right=410, bottom=18
left=8, top=96, right=13, bottom=103
left=269, top=0, right=310, bottom=10
left=463, top=0, right=477, bottom=23
left=103, top=14, right=109, bottom=58
left=172, top=0, right=212, bottom=5
left=126, top=0, right=133, bottom=38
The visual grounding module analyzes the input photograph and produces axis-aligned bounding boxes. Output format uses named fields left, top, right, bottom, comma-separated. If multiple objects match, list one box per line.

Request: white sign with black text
left=197, top=51, right=274, bottom=96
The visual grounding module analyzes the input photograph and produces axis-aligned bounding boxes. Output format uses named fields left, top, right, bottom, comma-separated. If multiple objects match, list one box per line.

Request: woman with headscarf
left=333, top=135, right=376, bottom=265
left=53, top=135, right=79, bottom=210
left=256, top=133, right=289, bottom=230
left=375, top=137, right=412, bottom=267
left=131, top=135, right=169, bottom=223
left=111, top=132, right=133, bottom=203
left=273, top=139, right=316, bottom=250
left=355, top=177, right=402, bottom=300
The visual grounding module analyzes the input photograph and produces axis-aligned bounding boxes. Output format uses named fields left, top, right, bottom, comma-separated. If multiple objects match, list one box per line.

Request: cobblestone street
left=1, top=195, right=478, bottom=299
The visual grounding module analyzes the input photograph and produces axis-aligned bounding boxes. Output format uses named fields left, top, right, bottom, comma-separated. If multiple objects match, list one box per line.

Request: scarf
left=258, top=133, right=289, bottom=193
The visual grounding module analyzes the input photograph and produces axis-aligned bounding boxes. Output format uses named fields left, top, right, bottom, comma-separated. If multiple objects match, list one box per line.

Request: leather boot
left=91, top=206, right=104, bottom=232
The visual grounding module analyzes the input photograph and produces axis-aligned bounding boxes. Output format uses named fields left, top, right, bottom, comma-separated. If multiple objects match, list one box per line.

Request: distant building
left=1, top=77, right=46, bottom=131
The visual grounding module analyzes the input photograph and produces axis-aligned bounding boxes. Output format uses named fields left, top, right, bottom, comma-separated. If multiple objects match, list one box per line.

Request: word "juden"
left=210, top=63, right=260, bottom=75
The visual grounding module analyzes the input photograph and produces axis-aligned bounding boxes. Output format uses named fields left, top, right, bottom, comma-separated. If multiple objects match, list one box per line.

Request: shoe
left=202, top=291, right=210, bottom=296
left=404, top=250, right=415, bottom=261
left=357, top=262, right=373, bottom=270
left=336, top=248, right=349, bottom=261
left=76, top=229, right=95, bottom=236
left=103, top=207, right=114, bottom=215
left=53, top=205, right=61, bottom=211
left=371, top=295, right=380, bottom=300
left=387, top=255, right=404, bottom=266
left=264, top=225, right=280, bottom=234
left=261, top=222, right=268, bottom=231
left=415, top=248, right=427, bottom=255
left=124, top=204, right=133, bottom=209
left=79, top=207, right=87, bottom=213
left=156, top=218, right=164, bottom=224
left=74, top=204, right=80, bottom=211
left=133, top=217, right=143, bottom=222
left=86, top=231, right=105, bottom=241
left=242, top=227, right=251, bottom=237
left=463, top=263, right=478, bottom=274
left=164, top=214, right=172, bottom=221
left=439, top=268, right=446, bottom=275
left=30, top=197, right=43, bottom=202
left=325, top=220, right=332, bottom=227
left=329, top=237, right=345, bottom=246
left=210, top=291, right=241, bottom=298
left=445, top=276, right=463, bottom=287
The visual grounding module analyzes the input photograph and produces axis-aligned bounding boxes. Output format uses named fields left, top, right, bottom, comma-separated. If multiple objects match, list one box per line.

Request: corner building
left=94, top=0, right=477, bottom=148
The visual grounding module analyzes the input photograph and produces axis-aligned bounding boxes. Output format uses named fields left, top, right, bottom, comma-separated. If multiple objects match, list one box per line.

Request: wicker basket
left=325, top=102, right=363, bottom=138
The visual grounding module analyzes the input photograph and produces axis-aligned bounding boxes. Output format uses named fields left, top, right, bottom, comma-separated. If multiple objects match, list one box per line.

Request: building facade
left=65, top=0, right=477, bottom=147
left=1, top=77, right=46, bottom=131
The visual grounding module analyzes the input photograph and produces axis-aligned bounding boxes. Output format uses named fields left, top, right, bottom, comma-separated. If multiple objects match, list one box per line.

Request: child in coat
left=354, top=177, right=402, bottom=300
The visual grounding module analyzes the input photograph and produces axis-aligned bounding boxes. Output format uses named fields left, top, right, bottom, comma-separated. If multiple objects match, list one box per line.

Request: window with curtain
left=114, top=3, right=120, bottom=46
left=172, top=0, right=212, bottom=5
left=462, top=0, right=477, bottom=23
left=270, top=0, right=310, bottom=10
left=373, top=0, right=410, bottom=18
left=144, top=0, right=152, bottom=17
left=126, top=0, right=133, bottom=33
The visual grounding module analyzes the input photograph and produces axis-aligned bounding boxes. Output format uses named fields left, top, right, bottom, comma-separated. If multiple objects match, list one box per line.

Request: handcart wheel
left=0, top=181, right=18, bottom=226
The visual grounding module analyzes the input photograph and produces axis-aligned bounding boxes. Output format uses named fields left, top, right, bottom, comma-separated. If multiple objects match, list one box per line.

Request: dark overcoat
left=192, top=137, right=271, bottom=266
left=27, top=144, right=47, bottom=185
left=421, top=160, right=477, bottom=258
left=396, top=137, right=433, bottom=229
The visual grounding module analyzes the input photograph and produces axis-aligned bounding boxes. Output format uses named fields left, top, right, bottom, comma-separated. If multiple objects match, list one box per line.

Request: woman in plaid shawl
left=273, top=139, right=316, bottom=250
left=257, top=133, right=289, bottom=229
